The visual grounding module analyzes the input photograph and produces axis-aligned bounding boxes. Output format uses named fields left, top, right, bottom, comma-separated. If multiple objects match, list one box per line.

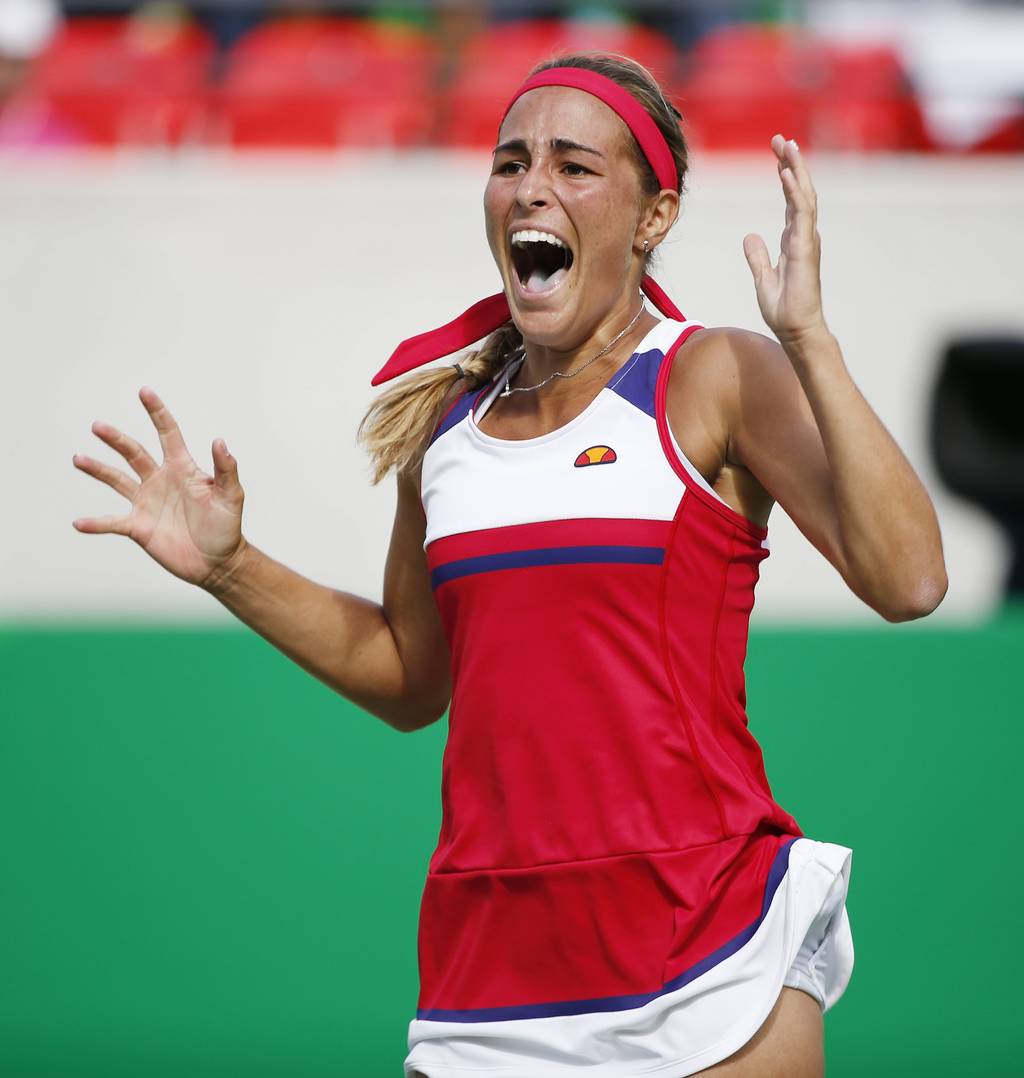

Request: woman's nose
left=515, top=165, right=552, bottom=209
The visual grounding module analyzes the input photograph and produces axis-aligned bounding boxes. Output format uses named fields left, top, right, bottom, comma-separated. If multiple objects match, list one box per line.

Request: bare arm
left=203, top=464, right=450, bottom=732
left=703, top=326, right=947, bottom=621
left=73, top=384, right=455, bottom=733
left=729, top=134, right=947, bottom=621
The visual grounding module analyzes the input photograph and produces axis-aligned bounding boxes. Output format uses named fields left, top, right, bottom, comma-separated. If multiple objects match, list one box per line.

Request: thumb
left=212, top=438, right=242, bottom=497
left=743, top=233, right=771, bottom=285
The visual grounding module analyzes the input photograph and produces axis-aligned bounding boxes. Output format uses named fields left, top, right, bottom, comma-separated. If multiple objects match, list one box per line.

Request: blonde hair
left=356, top=51, right=689, bottom=486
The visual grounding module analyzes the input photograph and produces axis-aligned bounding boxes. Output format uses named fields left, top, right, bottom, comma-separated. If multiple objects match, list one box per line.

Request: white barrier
left=5, top=150, right=1022, bottom=622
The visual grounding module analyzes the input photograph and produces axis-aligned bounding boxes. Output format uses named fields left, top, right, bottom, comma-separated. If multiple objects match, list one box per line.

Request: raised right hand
left=72, top=386, right=248, bottom=590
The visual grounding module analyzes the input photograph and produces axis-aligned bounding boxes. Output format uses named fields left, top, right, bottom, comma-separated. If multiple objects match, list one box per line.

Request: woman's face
left=484, top=85, right=651, bottom=350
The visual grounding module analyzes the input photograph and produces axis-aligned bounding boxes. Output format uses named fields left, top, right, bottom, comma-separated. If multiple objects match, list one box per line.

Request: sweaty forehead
left=497, top=85, right=631, bottom=154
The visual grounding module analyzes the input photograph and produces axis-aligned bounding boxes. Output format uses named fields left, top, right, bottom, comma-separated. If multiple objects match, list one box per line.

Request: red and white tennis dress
left=405, top=316, right=854, bottom=1077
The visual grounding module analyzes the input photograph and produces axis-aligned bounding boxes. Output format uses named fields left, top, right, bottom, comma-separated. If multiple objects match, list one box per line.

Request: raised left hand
left=743, top=134, right=829, bottom=351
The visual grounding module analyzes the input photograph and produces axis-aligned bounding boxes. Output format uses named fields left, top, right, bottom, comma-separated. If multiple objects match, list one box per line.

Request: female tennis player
left=72, top=52, right=947, bottom=1078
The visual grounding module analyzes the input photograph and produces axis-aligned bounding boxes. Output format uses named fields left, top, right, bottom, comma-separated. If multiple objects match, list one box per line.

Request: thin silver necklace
left=499, top=301, right=646, bottom=398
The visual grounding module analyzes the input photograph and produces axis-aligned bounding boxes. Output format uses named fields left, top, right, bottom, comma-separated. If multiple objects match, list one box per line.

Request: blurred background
left=3, top=0, right=1022, bottom=1075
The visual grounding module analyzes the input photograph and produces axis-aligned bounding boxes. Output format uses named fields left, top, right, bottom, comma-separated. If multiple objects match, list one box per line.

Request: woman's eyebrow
left=492, top=137, right=605, bottom=158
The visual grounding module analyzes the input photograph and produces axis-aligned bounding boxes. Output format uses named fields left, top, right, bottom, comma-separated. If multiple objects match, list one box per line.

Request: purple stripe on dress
left=430, top=544, right=665, bottom=588
left=608, top=347, right=663, bottom=418
left=428, top=388, right=476, bottom=448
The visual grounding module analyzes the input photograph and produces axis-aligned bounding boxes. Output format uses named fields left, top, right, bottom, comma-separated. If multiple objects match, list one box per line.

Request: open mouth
left=510, top=229, right=575, bottom=295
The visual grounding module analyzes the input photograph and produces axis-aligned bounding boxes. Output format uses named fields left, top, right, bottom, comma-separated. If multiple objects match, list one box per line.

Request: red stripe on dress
left=426, top=517, right=673, bottom=569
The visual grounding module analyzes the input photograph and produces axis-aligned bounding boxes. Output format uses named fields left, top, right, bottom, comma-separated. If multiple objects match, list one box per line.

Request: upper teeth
left=511, top=230, right=566, bottom=249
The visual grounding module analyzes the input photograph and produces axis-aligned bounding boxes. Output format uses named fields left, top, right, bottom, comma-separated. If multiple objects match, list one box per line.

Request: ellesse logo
left=574, top=445, right=617, bottom=467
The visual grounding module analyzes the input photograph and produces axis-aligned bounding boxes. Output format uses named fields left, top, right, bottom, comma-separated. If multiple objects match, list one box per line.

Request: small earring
left=642, top=239, right=650, bottom=254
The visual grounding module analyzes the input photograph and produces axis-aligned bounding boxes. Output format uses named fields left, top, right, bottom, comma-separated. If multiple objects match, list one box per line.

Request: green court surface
left=2, top=605, right=1021, bottom=1076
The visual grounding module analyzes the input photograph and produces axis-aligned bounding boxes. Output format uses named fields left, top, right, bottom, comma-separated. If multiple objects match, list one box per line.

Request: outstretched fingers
left=90, top=419, right=158, bottom=480
left=770, top=133, right=817, bottom=245
left=771, top=134, right=815, bottom=198
left=743, top=232, right=773, bottom=285
left=138, top=385, right=190, bottom=461
left=73, top=426, right=143, bottom=535
left=72, top=451, right=140, bottom=502
left=211, top=438, right=243, bottom=503
left=72, top=512, right=132, bottom=536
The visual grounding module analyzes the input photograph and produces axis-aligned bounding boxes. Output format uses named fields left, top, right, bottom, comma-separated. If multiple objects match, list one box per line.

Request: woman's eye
left=494, top=161, right=589, bottom=176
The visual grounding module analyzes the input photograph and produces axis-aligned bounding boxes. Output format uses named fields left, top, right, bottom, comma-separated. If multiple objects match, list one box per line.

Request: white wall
left=4, top=150, right=1021, bottom=624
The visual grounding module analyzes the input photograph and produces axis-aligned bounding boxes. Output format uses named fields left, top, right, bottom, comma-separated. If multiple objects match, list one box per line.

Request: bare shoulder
left=675, top=325, right=799, bottom=429
left=662, top=325, right=792, bottom=527
left=664, top=325, right=788, bottom=431
left=685, top=325, right=789, bottom=378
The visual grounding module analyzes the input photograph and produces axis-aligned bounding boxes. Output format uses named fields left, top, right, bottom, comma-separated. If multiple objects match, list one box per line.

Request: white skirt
left=404, top=837, right=854, bottom=1077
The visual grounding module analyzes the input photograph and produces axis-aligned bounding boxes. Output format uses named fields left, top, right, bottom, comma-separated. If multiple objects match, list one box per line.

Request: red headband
left=503, top=67, right=678, bottom=192
left=370, top=66, right=683, bottom=387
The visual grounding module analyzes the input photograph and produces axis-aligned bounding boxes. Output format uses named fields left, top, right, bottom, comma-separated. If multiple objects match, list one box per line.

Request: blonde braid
left=356, top=321, right=522, bottom=485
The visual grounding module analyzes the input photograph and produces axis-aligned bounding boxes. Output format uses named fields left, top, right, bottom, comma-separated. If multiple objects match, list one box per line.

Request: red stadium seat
left=965, top=111, right=1024, bottom=153
left=215, top=17, right=438, bottom=149
left=32, top=16, right=215, bottom=147
left=672, top=24, right=824, bottom=150
left=439, top=19, right=680, bottom=148
left=672, top=25, right=939, bottom=153
left=811, top=44, right=931, bottom=151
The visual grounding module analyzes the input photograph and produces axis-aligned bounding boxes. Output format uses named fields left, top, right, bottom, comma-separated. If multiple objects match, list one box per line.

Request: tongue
left=525, top=265, right=567, bottom=293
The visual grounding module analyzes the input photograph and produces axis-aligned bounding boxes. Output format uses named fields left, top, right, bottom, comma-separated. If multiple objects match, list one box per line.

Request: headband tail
left=370, top=276, right=685, bottom=386
left=370, top=292, right=512, bottom=386
left=640, top=274, right=685, bottom=321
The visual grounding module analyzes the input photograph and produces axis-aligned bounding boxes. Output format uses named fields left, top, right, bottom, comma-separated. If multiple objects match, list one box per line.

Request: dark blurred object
left=212, top=14, right=439, bottom=147
left=33, top=3, right=214, bottom=146
left=644, top=0, right=757, bottom=53
left=192, top=3, right=267, bottom=56
left=931, top=336, right=1024, bottom=599
left=431, top=0, right=486, bottom=105
left=435, top=15, right=678, bottom=147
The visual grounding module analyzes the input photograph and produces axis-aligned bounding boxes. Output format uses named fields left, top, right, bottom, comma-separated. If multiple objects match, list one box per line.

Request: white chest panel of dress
left=421, top=318, right=717, bottom=550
